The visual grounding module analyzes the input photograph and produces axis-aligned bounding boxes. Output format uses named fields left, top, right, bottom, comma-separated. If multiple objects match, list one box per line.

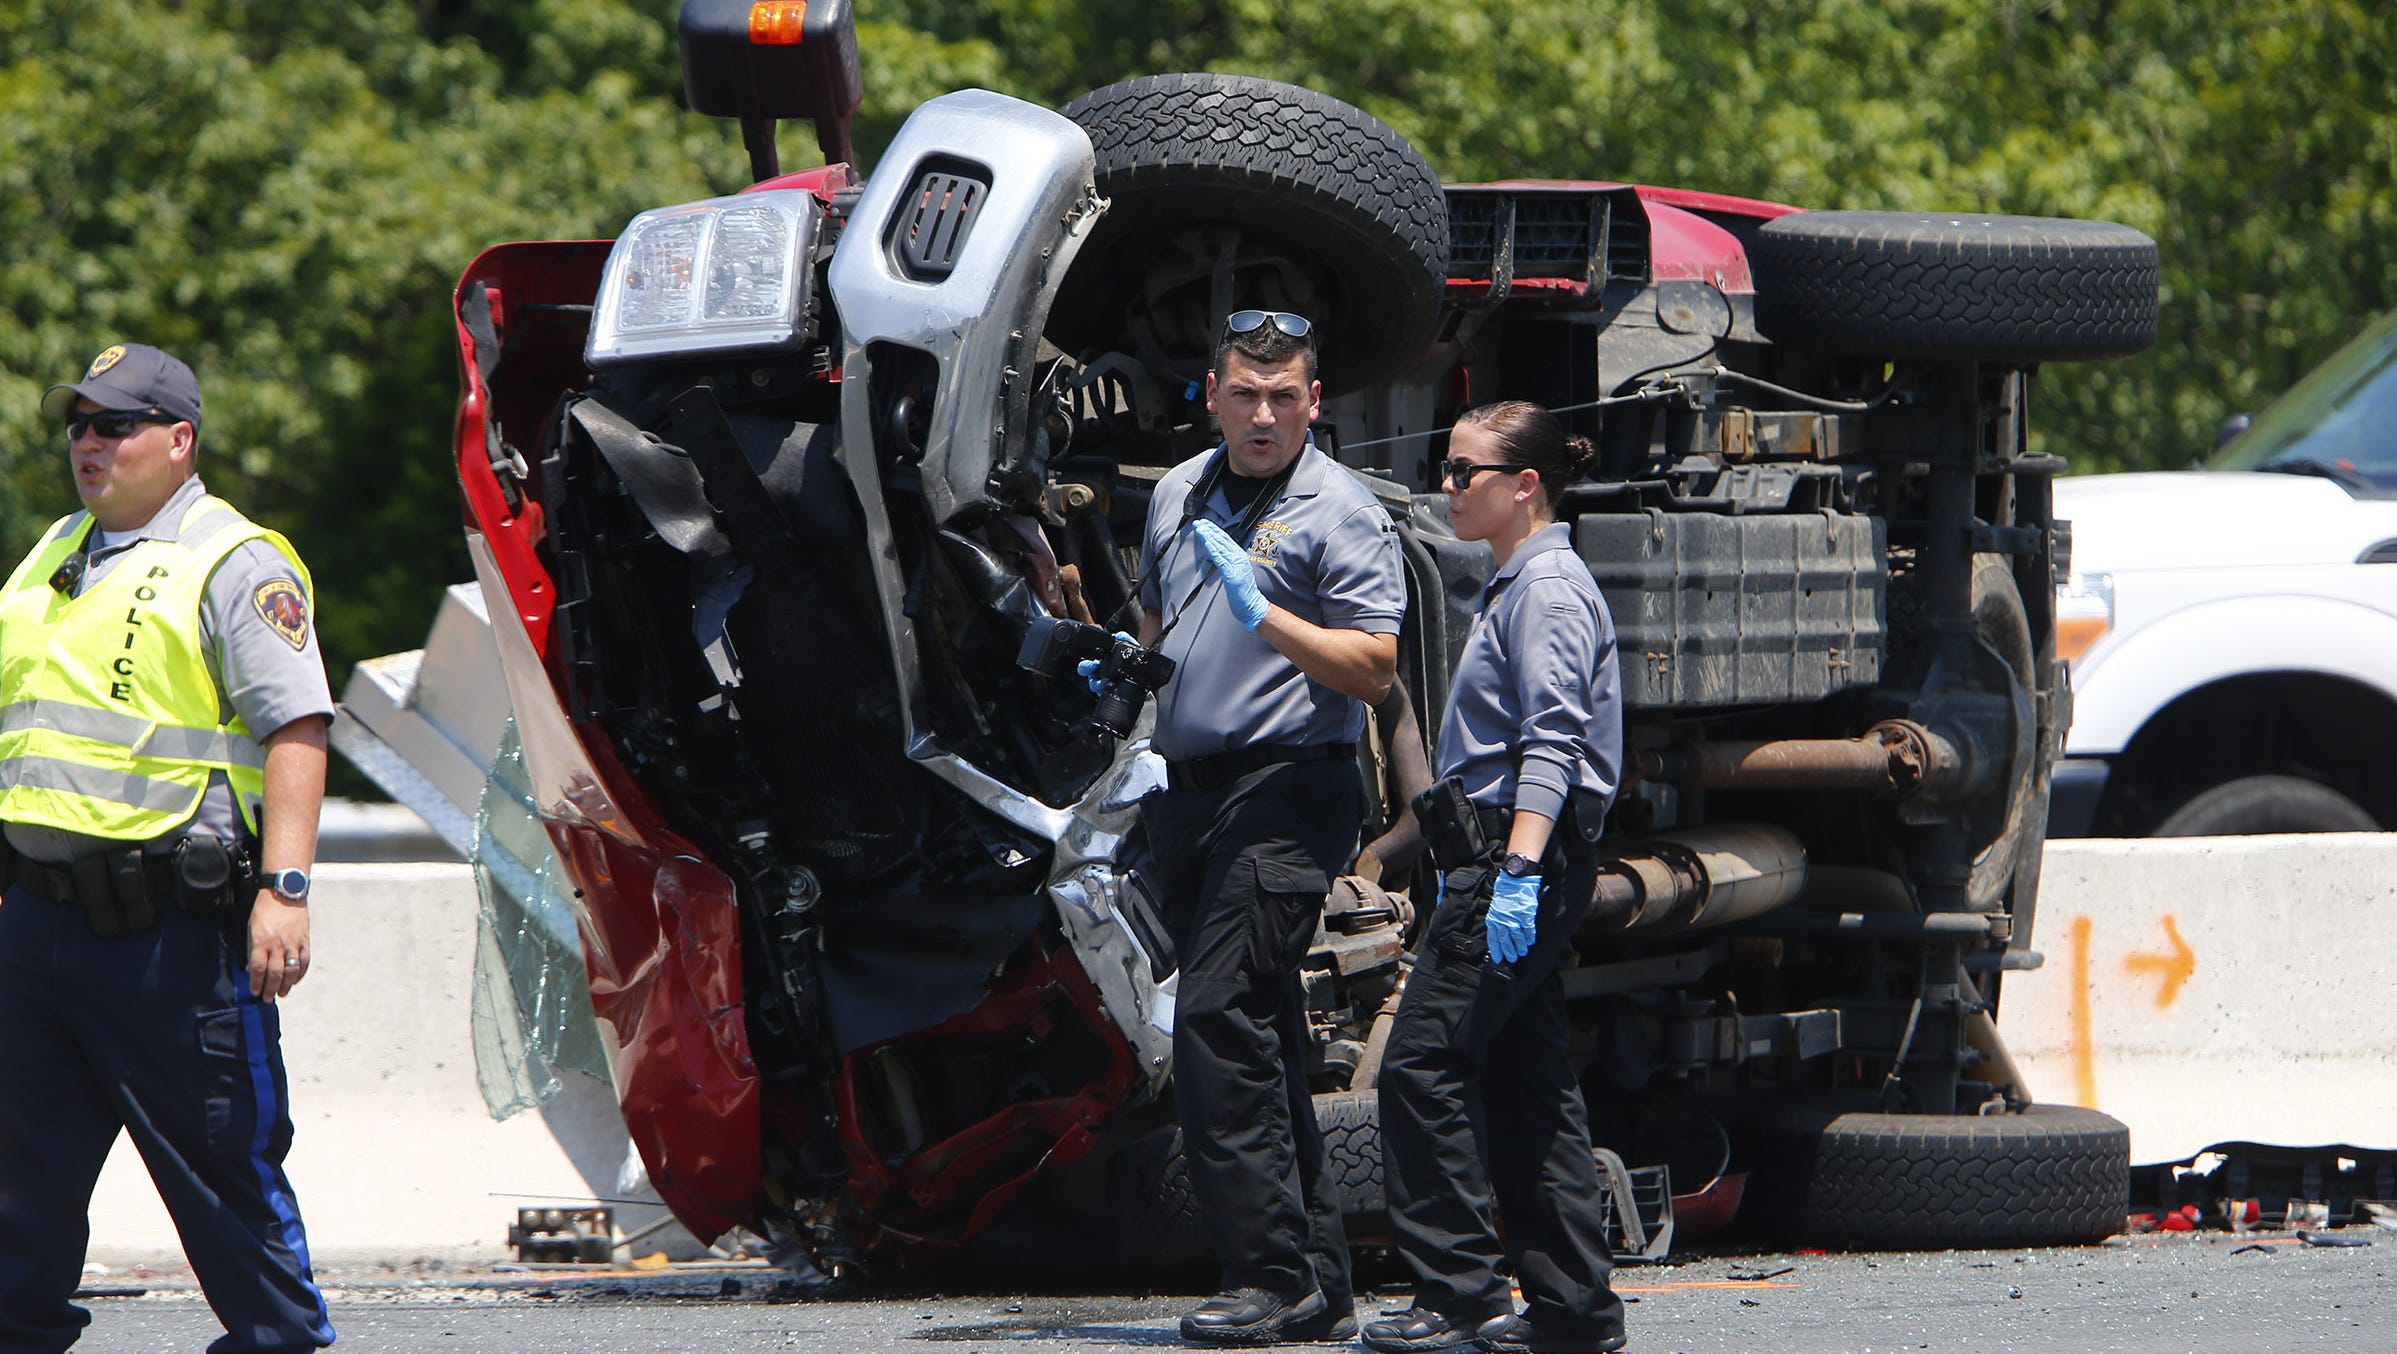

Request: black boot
left=1180, top=1287, right=1333, bottom=1346
left=1474, top=1312, right=1627, bottom=1354
left=1362, top=1305, right=1488, bottom=1353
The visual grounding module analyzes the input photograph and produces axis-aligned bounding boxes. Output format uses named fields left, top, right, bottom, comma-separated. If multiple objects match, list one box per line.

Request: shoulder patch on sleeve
left=252, top=578, right=310, bottom=650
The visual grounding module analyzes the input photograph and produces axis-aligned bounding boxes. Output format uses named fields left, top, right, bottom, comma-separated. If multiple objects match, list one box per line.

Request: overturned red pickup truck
left=448, top=0, right=2157, bottom=1276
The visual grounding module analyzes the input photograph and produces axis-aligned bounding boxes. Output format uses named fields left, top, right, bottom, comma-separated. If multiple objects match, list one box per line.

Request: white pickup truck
left=2051, top=309, right=2397, bottom=835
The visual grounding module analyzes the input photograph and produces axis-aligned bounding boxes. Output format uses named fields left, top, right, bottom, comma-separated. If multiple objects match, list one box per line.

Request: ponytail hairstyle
left=1454, top=400, right=1597, bottom=516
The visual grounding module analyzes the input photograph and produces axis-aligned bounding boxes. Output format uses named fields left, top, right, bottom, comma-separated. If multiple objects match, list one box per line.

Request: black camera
left=1018, top=614, right=1176, bottom=739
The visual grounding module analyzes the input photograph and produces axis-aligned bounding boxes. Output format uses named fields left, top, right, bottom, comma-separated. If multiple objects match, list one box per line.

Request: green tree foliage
left=0, top=0, right=744, bottom=675
left=891, top=0, right=2394, bottom=470
left=3, top=0, right=2389, bottom=706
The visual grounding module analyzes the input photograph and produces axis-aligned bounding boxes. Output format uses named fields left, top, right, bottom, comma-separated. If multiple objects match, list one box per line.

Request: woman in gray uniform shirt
left=1367, top=401, right=1629, bottom=1354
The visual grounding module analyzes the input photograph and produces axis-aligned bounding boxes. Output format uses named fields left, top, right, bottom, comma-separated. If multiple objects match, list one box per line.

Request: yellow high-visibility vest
left=0, top=496, right=305, bottom=840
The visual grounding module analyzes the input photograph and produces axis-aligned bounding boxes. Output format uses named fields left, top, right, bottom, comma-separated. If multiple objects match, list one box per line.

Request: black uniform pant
left=1378, top=855, right=1622, bottom=1336
left=1145, top=758, right=1359, bottom=1310
left=0, top=881, right=333, bottom=1354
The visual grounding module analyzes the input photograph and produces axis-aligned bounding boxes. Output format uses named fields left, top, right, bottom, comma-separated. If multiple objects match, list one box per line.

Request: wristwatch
left=1500, top=852, right=1540, bottom=878
left=265, top=867, right=312, bottom=903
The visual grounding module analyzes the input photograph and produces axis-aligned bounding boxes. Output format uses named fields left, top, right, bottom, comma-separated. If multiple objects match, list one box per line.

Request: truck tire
left=1751, top=212, right=2158, bottom=363
left=2153, top=774, right=2380, bottom=836
left=1103, top=1120, right=1211, bottom=1267
left=1313, top=1090, right=1387, bottom=1224
left=1735, top=1099, right=2129, bottom=1249
left=1104, top=1090, right=1388, bottom=1263
left=1051, top=73, right=1449, bottom=394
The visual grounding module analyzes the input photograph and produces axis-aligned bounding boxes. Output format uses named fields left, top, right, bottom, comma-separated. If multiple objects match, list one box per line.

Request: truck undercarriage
left=436, top=2, right=2161, bottom=1274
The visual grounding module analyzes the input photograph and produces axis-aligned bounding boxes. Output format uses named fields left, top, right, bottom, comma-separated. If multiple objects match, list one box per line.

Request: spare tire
left=1734, top=1099, right=2129, bottom=1249
left=1052, top=73, right=1449, bottom=395
left=1752, top=211, right=2158, bottom=363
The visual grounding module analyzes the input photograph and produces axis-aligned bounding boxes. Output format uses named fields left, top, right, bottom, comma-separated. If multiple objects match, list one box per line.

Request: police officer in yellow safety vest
left=0, top=344, right=336, bottom=1353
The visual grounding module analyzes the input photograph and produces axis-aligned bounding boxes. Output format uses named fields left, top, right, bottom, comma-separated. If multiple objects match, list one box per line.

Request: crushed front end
left=451, top=86, right=1221, bottom=1269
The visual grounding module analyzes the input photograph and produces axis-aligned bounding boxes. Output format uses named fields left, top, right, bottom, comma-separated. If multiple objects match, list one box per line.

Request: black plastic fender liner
left=1751, top=211, right=2159, bottom=363
left=814, top=884, right=1055, bottom=1055
left=566, top=397, right=734, bottom=563
left=1050, top=73, right=1450, bottom=395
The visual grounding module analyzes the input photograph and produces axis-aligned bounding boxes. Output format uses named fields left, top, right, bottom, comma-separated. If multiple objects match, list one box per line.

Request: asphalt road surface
left=69, top=1231, right=2397, bottom=1352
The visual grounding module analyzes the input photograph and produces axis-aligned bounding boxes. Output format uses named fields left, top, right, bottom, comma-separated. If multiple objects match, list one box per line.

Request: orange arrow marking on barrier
left=2068, top=915, right=2097, bottom=1107
left=2124, top=914, right=2195, bottom=1009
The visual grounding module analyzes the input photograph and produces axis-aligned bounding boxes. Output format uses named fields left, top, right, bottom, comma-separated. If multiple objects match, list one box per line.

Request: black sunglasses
left=1439, top=458, right=1535, bottom=488
left=1223, top=309, right=1313, bottom=340
left=65, top=409, right=175, bottom=441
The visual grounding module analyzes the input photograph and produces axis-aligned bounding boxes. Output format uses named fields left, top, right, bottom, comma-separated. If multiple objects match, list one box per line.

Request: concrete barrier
left=86, top=863, right=679, bottom=1265
left=86, top=838, right=2397, bottom=1263
left=2000, top=834, right=2397, bottom=1165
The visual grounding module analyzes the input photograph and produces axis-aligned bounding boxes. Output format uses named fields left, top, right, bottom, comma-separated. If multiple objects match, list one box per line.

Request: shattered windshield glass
left=469, top=720, right=614, bottom=1117
left=2210, top=309, right=2397, bottom=492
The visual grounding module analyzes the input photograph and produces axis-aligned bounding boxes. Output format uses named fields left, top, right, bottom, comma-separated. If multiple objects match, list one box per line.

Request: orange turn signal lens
left=2055, top=614, right=2111, bottom=665
left=2054, top=572, right=2115, bottom=666
left=750, top=1, right=809, bottom=45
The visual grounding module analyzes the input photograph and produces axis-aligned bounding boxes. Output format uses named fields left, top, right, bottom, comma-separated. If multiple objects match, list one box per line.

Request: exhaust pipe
left=1632, top=720, right=1960, bottom=798
left=1581, top=822, right=1809, bottom=938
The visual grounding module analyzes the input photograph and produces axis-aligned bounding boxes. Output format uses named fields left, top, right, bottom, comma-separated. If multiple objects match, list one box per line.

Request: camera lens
left=1091, top=684, right=1143, bottom=739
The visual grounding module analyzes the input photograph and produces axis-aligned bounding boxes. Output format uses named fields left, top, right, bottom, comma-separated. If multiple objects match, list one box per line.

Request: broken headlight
left=585, top=190, right=820, bottom=368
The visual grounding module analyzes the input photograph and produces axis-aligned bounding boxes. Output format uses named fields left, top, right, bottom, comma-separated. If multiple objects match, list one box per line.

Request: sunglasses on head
left=65, top=409, right=174, bottom=441
left=1439, top=458, right=1535, bottom=488
left=1223, top=309, right=1313, bottom=340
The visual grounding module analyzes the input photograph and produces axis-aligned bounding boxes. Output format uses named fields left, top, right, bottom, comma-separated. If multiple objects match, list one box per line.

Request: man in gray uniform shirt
left=0, top=343, right=336, bottom=1352
left=1136, top=311, right=1405, bottom=1345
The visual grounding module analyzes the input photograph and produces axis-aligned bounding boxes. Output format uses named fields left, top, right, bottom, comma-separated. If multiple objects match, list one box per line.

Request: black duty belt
left=1474, top=804, right=1514, bottom=844
left=1417, top=778, right=1604, bottom=876
left=1475, top=804, right=1603, bottom=864
left=10, top=838, right=248, bottom=937
left=1166, top=740, right=1356, bottom=793
left=15, top=854, right=180, bottom=907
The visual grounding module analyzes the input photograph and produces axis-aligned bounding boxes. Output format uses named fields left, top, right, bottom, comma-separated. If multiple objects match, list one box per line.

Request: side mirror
left=679, top=0, right=863, bottom=178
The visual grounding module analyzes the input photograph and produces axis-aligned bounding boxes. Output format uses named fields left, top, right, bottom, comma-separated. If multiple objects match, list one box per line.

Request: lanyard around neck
left=1156, top=447, right=1302, bottom=644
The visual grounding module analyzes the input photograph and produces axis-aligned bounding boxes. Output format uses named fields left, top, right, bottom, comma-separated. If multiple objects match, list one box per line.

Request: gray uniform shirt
left=1138, top=442, right=1406, bottom=761
left=1433, top=521, right=1623, bottom=824
left=6, top=476, right=334, bottom=862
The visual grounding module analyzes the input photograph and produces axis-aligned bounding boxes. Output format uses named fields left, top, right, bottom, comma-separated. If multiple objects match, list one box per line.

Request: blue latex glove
left=1190, top=519, right=1269, bottom=631
left=1076, top=632, right=1138, bottom=695
left=1487, top=871, right=1541, bottom=964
